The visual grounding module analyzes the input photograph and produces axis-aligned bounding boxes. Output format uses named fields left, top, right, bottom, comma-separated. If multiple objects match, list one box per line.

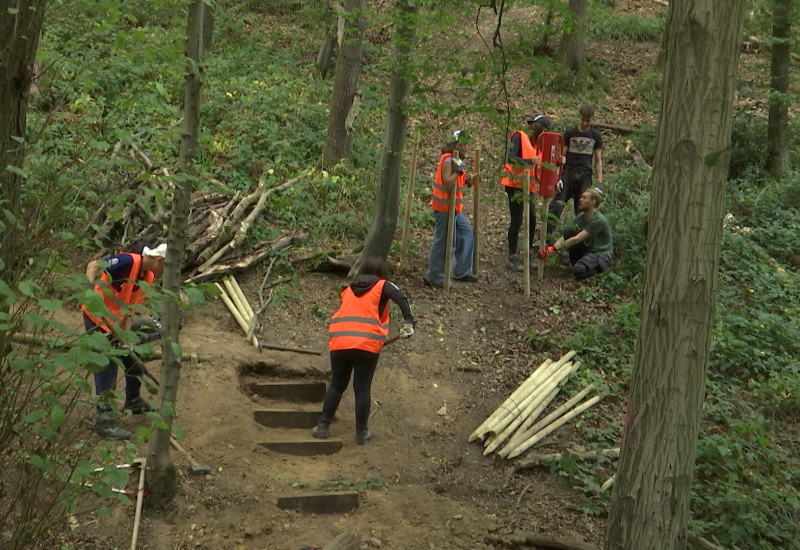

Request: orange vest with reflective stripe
left=329, top=280, right=389, bottom=353
left=501, top=131, right=540, bottom=192
left=430, top=153, right=465, bottom=214
left=81, top=253, right=155, bottom=333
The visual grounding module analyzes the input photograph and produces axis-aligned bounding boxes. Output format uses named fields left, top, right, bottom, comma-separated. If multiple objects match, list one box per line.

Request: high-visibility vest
left=81, top=253, right=154, bottom=333
left=328, top=280, right=389, bottom=353
left=501, top=130, right=540, bottom=192
left=430, top=153, right=465, bottom=214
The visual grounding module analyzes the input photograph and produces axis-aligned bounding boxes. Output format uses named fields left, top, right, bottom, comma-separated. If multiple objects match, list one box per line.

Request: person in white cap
left=81, top=243, right=167, bottom=439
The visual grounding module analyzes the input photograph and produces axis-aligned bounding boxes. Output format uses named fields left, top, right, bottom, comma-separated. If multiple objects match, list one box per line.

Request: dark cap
left=526, top=114, right=551, bottom=129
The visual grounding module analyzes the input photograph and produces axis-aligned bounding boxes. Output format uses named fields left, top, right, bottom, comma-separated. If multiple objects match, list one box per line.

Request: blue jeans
left=425, top=211, right=475, bottom=285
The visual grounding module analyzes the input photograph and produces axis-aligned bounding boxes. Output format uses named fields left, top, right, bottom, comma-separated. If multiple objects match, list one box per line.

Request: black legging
left=320, top=349, right=380, bottom=431
left=505, top=186, right=536, bottom=256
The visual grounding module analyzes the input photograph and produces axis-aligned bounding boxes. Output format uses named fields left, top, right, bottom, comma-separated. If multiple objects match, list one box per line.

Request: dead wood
left=323, top=532, right=360, bottom=550
left=258, top=342, right=323, bottom=356
left=687, top=533, right=727, bottom=550
left=653, top=0, right=668, bottom=6
left=307, top=253, right=359, bottom=274
left=198, top=178, right=266, bottom=261
left=247, top=256, right=278, bottom=340
left=190, top=191, right=231, bottom=209
left=184, top=228, right=310, bottom=283
left=484, top=534, right=599, bottom=550
left=456, top=365, right=482, bottom=373
left=514, top=448, right=620, bottom=472
left=591, top=122, right=637, bottom=134
left=623, top=140, right=652, bottom=170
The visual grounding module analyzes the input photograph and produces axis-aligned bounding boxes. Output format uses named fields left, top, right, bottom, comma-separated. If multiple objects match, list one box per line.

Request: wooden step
left=276, top=491, right=359, bottom=514
left=259, top=439, right=343, bottom=456
left=248, top=381, right=326, bottom=402
left=253, top=409, right=320, bottom=429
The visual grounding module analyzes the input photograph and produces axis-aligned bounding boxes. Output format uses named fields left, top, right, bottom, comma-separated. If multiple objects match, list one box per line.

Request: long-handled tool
left=170, top=437, right=212, bottom=476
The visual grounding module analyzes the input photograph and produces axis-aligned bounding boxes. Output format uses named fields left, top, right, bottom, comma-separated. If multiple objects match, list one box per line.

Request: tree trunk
left=561, top=0, right=586, bottom=72
left=350, top=0, right=418, bottom=276
left=604, top=1, right=746, bottom=549
left=322, top=0, right=365, bottom=168
left=765, top=0, right=792, bottom=177
left=202, top=4, right=214, bottom=50
left=148, top=0, right=204, bottom=506
left=0, top=1, right=46, bottom=274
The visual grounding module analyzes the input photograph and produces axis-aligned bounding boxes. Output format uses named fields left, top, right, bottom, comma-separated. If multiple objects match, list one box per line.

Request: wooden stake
left=472, top=147, right=481, bottom=275
left=130, top=457, right=146, bottom=550
left=538, top=196, right=551, bottom=280
left=214, top=283, right=258, bottom=346
left=443, top=150, right=459, bottom=293
left=523, top=172, right=531, bottom=296
left=228, top=276, right=256, bottom=321
left=400, top=131, right=419, bottom=266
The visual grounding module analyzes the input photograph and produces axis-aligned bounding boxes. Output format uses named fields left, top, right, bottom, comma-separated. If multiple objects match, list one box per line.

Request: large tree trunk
left=148, top=0, right=204, bottom=506
left=322, top=0, right=365, bottom=168
left=0, top=1, right=46, bottom=274
left=604, top=1, right=746, bottom=549
left=765, top=0, right=792, bottom=177
left=350, top=0, right=418, bottom=276
left=561, top=0, right=586, bottom=72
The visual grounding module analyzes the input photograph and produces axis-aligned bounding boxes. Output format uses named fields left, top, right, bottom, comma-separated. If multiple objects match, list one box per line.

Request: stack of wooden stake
left=214, top=276, right=259, bottom=347
left=469, top=350, right=605, bottom=459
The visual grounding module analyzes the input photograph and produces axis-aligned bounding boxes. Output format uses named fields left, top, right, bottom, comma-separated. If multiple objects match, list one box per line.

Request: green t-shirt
left=575, top=211, right=613, bottom=261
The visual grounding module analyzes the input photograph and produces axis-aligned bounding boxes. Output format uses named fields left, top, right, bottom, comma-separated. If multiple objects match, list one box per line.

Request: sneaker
left=95, top=419, right=132, bottom=440
left=453, top=274, right=479, bottom=283
left=423, top=277, right=442, bottom=288
left=311, top=422, right=330, bottom=439
left=123, top=396, right=155, bottom=415
left=506, top=256, right=523, bottom=273
left=355, top=427, right=373, bottom=445
left=528, top=253, right=539, bottom=268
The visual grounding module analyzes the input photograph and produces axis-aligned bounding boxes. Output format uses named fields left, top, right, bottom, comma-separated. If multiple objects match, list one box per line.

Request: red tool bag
left=536, top=131, right=564, bottom=197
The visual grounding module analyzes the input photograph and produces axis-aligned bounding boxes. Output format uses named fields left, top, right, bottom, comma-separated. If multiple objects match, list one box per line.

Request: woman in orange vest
left=501, top=114, right=550, bottom=272
left=423, top=130, right=478, bottom=287
left=81, top=244, right=166, bottom=440
left=312, top=256, right=415, bottom=445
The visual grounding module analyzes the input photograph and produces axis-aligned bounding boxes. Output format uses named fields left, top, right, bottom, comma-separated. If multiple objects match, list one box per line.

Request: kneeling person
left=538, top=189, right=612, bottom=279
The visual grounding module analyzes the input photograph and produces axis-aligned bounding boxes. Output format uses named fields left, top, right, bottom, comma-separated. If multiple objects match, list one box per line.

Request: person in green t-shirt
left=538, top=189, right=612, bottom=279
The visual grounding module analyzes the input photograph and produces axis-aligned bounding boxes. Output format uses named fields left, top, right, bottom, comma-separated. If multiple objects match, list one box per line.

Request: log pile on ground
left=470, top=351, right=606, bottom=460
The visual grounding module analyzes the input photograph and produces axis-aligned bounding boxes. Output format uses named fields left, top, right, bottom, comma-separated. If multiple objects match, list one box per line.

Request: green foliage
left=587, top=5, right=664, bottom=42
left=632, top=68, right=662, bottom=114
left=317, top=474, right=383, bottom=492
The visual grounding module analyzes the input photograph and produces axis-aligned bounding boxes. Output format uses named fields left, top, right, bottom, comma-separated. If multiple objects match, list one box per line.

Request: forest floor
left=56, top=0, right=772, bottom=548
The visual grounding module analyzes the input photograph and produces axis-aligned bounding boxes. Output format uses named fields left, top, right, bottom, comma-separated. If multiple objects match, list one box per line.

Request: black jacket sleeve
left=380, top=281, right=414, bottom=324
left=507, top=132, right=533, bottom=166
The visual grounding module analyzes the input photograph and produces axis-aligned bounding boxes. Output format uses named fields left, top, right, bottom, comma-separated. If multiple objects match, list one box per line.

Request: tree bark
left=322, top=0, right=365, bottom=168
left=148, top=0, right=205, bottom=506
left=765, top=0, right=792, bottom=177
left=0, top=1, right=46, bottom=274
left=561, top=0, right=586, bottom=72
left=604, top=1, right=746, bottom=549
left=202, top=4, right=214, bottom=50
left=350, top=0, right=418, bottom=276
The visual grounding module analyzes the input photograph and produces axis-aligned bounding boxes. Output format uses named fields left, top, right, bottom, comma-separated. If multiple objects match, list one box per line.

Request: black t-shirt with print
left=563, top=127, right=603, bottom=170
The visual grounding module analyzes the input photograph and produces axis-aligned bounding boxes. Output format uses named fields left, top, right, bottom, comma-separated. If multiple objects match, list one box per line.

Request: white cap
left=142, top=243, right=168, bottom=258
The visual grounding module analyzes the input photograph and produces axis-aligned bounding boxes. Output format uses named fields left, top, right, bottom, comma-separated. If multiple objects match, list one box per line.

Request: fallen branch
left=687, top=532, right=727, bottom=550
left=624, top=140, right=652, bottom=170
left=514, top=448, right=620, bottom=472
left=484, top=533, right=599, bottom=550
left=248, top=256, right=278, bottom=340
left=258, top=342, right=323, bottom=356
left=591, top=122, right=637, bottom=134
left=130, top=457, right=147, bottom=550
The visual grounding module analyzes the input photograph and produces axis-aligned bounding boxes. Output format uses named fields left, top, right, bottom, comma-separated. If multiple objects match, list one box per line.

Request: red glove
left=538, top=245, right=555, bottom=259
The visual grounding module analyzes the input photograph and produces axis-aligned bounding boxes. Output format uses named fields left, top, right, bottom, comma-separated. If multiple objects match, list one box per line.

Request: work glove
left=555, top=179, right=563, bottom=194
left=453, top=157, right=464, bottom=174
left=399, top=321, right=415, bottom=339
left=465, top=175, right=473, bottom=188
left=594, top=182, right=604, bottom=194
left=537, top=245, right=556, bottom=260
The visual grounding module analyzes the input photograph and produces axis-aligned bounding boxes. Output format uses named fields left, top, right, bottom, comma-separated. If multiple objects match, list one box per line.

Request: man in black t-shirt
left=547, top=105, right=603, bottom=235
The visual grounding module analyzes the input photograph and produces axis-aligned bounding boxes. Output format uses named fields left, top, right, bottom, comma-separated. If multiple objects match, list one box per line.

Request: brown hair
left=579, top=105, right=595, bottom=119
left=586, top=188, right=603, bottom=207
left=361, top=256, right=387, bottom=278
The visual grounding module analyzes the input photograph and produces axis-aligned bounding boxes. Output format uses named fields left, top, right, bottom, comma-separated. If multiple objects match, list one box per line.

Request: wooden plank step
left=248, top=381, right=326, bottom=402
left=253, top=409, right=320, bottom=429
left=276, top=492, right=359, bottom=515
left=258, top=439, right=343, bottom=456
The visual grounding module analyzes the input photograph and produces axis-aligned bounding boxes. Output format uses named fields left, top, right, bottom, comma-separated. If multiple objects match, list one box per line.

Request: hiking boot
left=311, top=422, right=330, bottom=440
left=506, top=256, right=523, bottom=273
left=423, top=277, right=442, bottom=288
left=95, top=419, right=131, bottom=440
left=123, top=396, right=155, bottom=415
left=355, top=427, right=373, bottom=445
left=453, top=274, right=479, bottom=283
left=529, top=253, right=539, bottom=268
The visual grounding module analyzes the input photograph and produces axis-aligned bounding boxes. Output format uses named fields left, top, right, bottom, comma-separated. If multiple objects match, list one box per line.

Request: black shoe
left=95, top=419, right=132, bottom=440
left=423, top=277, right=442, bottom=288
left=311, top=422, right=330, bottom=439
left=453, top=274, right=479, bottom=283
left=506, top=256, right=523, bottom=273
left=355, top=427, right=373, bottom=445
left=123, top=396, right=155, bottom=415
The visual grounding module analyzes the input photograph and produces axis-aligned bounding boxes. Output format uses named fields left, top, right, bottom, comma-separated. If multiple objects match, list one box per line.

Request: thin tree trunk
left=0, top=1, right=46, bottom=274
left=561, top=0, right=586, bottom=72
left=765, top=0, right=792, bottom=177
left=350, top=0, right=418, bottom=276
left=202, top=4, right=214, bottom=50
left=322, top=0, right=365, bottom=168
left=148, top=0, right=204, bottom=506
left=604, top=1, right=746, bottom=548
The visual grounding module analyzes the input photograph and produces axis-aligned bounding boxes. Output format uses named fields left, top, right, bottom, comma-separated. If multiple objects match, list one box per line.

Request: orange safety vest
left=81, top=253, right=155, bottom=333
left=501, top=130, right=540, bottom=192
left=430, top=152, right=465, bottom=214
left=328, top=280, right=389, bottom=353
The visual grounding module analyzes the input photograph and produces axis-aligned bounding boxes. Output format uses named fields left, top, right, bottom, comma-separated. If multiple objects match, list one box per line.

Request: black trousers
left=320, top=348, right=380, bottom=430
left=505, top=186, right=536, bottom=256
left=563, top=228, right=610, bottom=279
left=547, top=166, right=592, bottom=235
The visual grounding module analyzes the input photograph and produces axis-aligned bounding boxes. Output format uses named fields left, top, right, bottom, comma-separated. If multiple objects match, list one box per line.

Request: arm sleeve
left=507, top=133, right=533, bottom=165
left=102, top=254, right=135, bottom=288
left=593, top=129, right=603, bottom=150
left=382, top=281, right=414, bottom=323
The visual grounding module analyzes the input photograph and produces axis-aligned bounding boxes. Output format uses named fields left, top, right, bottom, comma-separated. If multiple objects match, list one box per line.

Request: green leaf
left=11, top=358, right=37, bottom=372
left=25, top=410, right=49, bottom=423
left=39, top=298, right=63, bottom=312
left=0, top=279, right=17, bottom=308
left=31, top=454, right=44, bottom=468
left=51, top=405, right=66, bottom=428
left=183, top=286, right=205, bottom=305
left=19, top=280, right=36, bottom=297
